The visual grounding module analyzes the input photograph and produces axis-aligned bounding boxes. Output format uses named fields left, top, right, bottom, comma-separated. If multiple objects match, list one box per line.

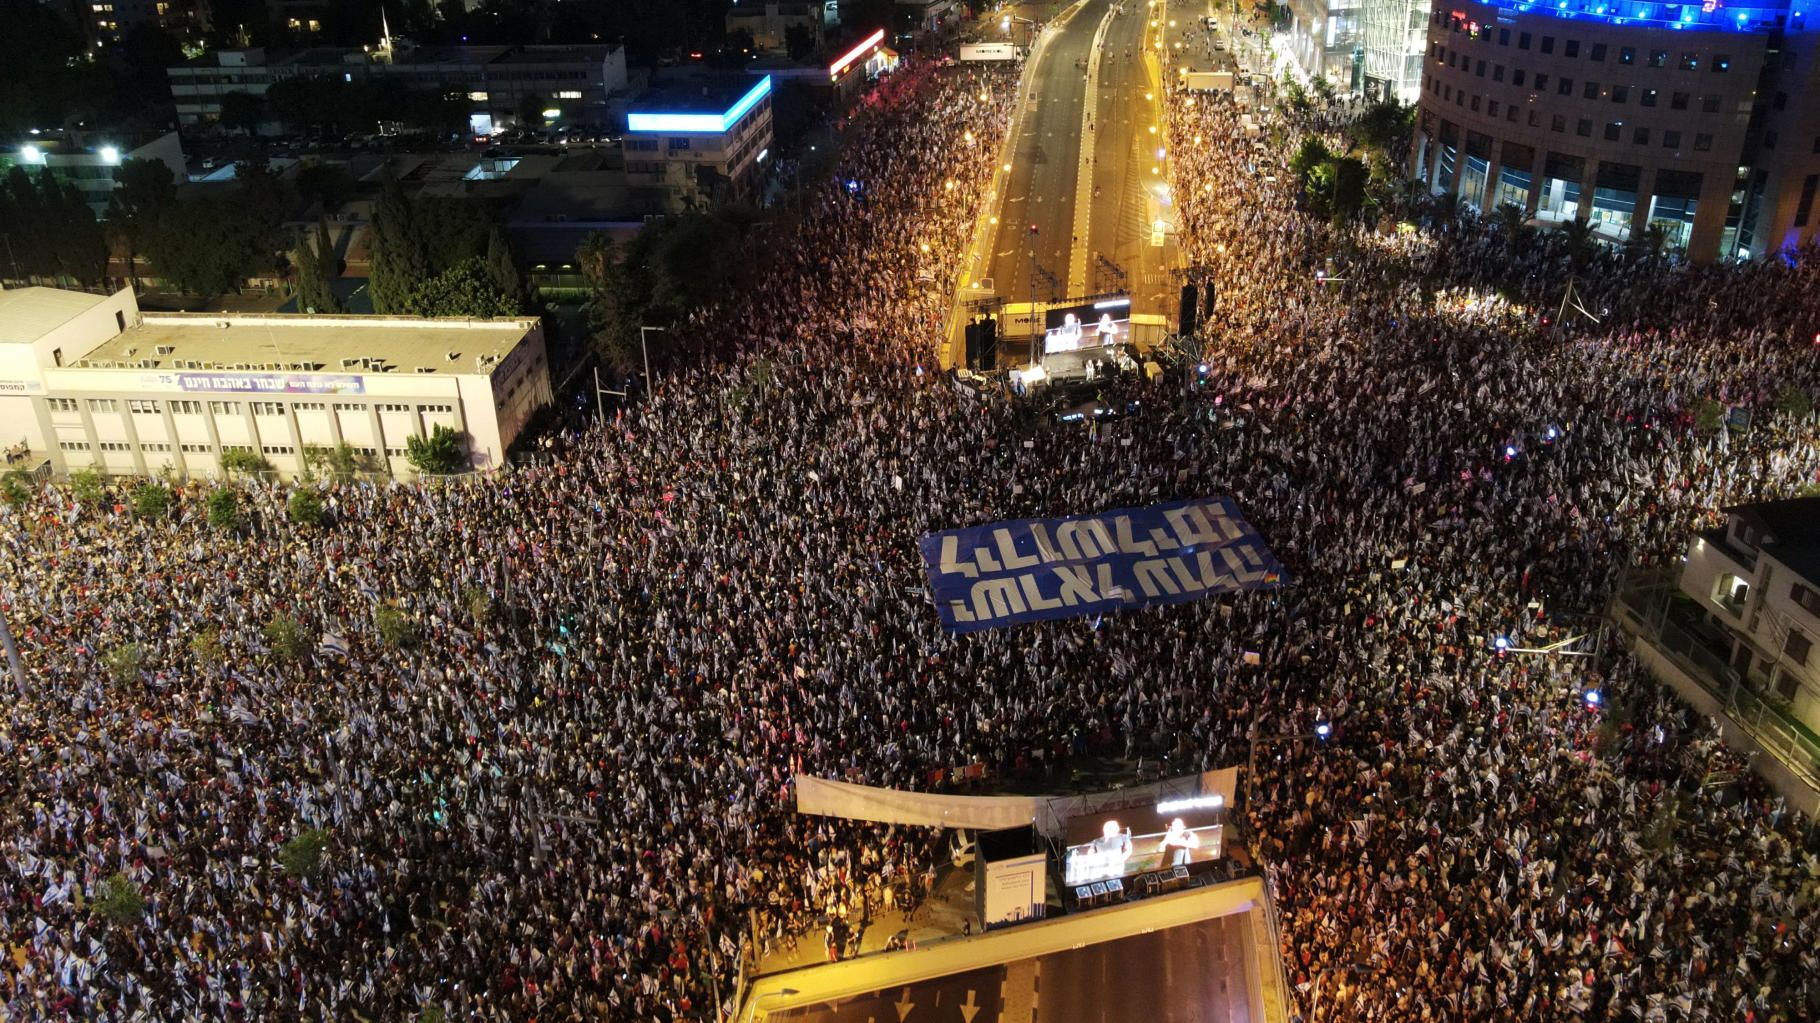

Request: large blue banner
left=919, top=497, right=1287, bottom=633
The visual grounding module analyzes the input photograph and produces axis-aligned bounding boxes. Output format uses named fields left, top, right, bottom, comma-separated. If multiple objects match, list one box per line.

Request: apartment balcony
left=1612, top=568, right=1820, bottom=816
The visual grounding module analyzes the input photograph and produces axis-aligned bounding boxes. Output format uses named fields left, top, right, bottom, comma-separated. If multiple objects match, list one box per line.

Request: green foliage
left=581, top=208, right=756, bottom=373
left=91, top=873, right=146, bottom=926
left=463, top=585, right=491, bottom=625
left=189, top=625, right=224, bottom=665
left=1289, top=137, right=1332, bottom=186
left=1693, top=398, right=1726, bottom=435
left=417, top=1005, right=448, bottom=1023
left=263, top=612, right=308, bottom=661
left=406, top=425, right=468, bottom=475
left=287, top=490, right=325, bottom=527
left=0, top=167, right=109, bottom=287
left=295, top=218, right=343, bottom=315
left=279, top=828, right=330, bottom=879
left=374, top=604, right=418, bottom=648
left=484, top=227, right=526, bottom=312
left=108, top=158, right=178, bottom=285
left=401, top=258, right=518, bottom=318
left=219, top=91, right=266, bottom=134
left=1, top=469, right=33, bottom=507
left=1352, top=99, right=1413, bottom=155
left=69, top=467, right=106, bottom=505
left=102, top=643, right=146, bottom=685
left=141, top=168, right=291, bottom=299
left=1774, top=383, right=1813, bottom=421
left=295, top=163, right=357, bottom=213
left=206, top=488, right=240, bottom=530
left=132, top=482, right=172, bottom=521
left=219, top=449, right=270, bottom=475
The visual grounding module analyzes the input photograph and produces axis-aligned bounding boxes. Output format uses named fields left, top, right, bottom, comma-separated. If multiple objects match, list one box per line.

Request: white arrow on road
left=894, top=988, right=914, bottom=1022
left=960, top=990, right=981, bottom=1023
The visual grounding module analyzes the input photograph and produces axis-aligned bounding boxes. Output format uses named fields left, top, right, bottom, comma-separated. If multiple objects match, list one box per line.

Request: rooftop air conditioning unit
left=340, top=357, right=360, bottom=368
left=218, top=321, right=230, bottom=329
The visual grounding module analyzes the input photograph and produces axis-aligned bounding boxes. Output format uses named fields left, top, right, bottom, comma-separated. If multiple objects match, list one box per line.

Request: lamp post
left=639, top=325, right=666, bottom=388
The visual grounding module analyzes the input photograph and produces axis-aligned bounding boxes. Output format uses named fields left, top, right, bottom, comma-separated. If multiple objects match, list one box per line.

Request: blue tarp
left=918, top=497, right=1287, bottom=633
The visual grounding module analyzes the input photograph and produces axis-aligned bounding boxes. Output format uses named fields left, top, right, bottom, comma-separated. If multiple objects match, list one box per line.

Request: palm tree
left=1558, top=218, right=1597, bottom=269
left=1494, top=202, right=1528, bottom=237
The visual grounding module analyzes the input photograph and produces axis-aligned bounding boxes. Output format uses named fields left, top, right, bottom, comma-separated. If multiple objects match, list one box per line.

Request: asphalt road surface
left=987, top=0, right=1115, bottom=309
left=1084, top=0, right=1165, bottom=306
left=764, top=914, right=1255, bottom=1023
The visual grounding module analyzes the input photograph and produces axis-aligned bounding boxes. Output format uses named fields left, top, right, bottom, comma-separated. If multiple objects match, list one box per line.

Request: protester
left=3, top=44, right=1820, bottom=1023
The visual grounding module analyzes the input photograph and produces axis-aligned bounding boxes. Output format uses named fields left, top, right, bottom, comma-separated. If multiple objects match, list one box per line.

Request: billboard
left=1043, top=296, right=1129, bottom=354
left=960, top=43, right=1024, bottom=61
left=918, top=496, right=1286, bottom=633
left=1062, top=796, right=1226, bottom=887
left=165, top=372, right=366, bottom=395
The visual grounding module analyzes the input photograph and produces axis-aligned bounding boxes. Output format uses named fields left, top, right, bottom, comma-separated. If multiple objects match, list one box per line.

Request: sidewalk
left=752, top=864, right=982, bottom=975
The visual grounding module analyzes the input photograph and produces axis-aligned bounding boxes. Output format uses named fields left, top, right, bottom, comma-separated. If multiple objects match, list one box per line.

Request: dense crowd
left=3, top=29, right=1820, bottom=1023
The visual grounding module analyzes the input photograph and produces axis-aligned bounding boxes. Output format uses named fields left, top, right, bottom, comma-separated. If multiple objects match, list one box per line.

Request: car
left=949, top=829, right=976, bottom=870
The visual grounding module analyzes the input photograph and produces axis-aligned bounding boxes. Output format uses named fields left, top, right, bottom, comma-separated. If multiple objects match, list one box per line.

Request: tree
left=220, top=449, right=270, bottom=475
left=219, top=91, right=266, bottom=134
left=108, top=158, right=178, bottom=290
left=189, top=625, right=224, bottom=665
left=1352, top=99, right=1413, bottom=156
left=295, top=219, right=342, bottom=314
left=103, top=643, right=146, bottom=685
left=1693, top=398, right=1726, bottom=435
left=263, top=612, right=308, bottom=661
left=206, top=488, right=240, bottom=529
left=141, top=172, right=292, bottom=300
left=518, top=91, right=549, bottom=130
left=368, top=172, right=429, bottom=314
left=1558, top=217, right=1597, bottom=269
left=484, top=227, right=526, bottom=313
left=69, top=467, right=106, bottom=505
left=91, top=873, right=146, bottom=926
left=1775, top=383, right=1813, bottom=421
left=374, top=604, right=417, bottom=648
left=287, top=489, right=325, bottom=527
left=1494, top=202, right=1529, bottom=240
left=294, top=163, right=356, bottom=214
left=132, top=481, right=172, bottom=521
left=401, top=257, right=516, bottom=318
left=279, top=829, right=330, bottom=879
left=406, top=425, right=468, bottom=475
left=2, top=469, right=35, bottom=507
left=1327, top=156, right=1368, bottom=223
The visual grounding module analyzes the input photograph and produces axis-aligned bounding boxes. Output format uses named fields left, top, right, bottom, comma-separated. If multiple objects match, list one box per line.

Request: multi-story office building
left=88, top=0, right=209, bottom=48
left=622, top=74, right=776, bottom=212
left=0, top=285, right=552, bottom=480
left=1411, top=0, right=1820, bottom=261
left=167, top=43, right=630, bottom=134
left=726, top=1, right=828, bottom=54
left=0, top=130, right=187, bottom=218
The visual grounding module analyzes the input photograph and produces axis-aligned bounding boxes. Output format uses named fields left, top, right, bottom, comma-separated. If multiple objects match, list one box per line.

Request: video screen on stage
left=1061, top=796, right=1225, bottom=887
left=1043, top=296, right=1129, bottom=354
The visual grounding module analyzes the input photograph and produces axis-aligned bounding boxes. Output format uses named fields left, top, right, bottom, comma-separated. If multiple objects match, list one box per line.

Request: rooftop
left=627, top=74, right=772, bottom=133
left=79, top=312, right=537, bottom=377
left=1725, top=497, right=1820, bottom=584
left=0, top=288, right=109, bottom=346
left=1466, top=0, right=1802, bottom=34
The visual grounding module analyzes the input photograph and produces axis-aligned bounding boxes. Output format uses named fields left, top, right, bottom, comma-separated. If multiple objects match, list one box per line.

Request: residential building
left=89, top=0, right=209, bottom=48
left=1612, top=496, right=1820, bottom=814
left=726, top=2, right=826, bottom=54
left=0, top=130, right=188, bottom=218
left=167, top=43, right=630, bottom=134
left=622, top=74, right=775, bottom=212
left=1411, top=0, right=1820, bottom=261
left=0, top=285, right=552, bottom=480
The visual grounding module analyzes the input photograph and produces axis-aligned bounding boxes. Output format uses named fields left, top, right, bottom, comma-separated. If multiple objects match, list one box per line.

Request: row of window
left=53, top=398, right=457, bottom=417
left=1435, top=48, right=1735, bottom=111
left=1432, top=82, right=1716, bottom=151
left=1437, top=11, right=1760, bottom=72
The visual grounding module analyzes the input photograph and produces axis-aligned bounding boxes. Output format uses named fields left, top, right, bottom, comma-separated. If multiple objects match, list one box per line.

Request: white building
left=0, top=285, right=552, bottom=481
left=1614, top=495, right=1820, bottom=813
left=1, top=130, right=188, bottom=218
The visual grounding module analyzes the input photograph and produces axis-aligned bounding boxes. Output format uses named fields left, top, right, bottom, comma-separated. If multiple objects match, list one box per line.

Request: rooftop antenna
left=381, top=5, right=393, bottom=56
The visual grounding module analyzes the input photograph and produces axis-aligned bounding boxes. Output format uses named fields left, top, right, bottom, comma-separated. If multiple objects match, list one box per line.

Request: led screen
left=1062, top=797, right=1224, bottom=886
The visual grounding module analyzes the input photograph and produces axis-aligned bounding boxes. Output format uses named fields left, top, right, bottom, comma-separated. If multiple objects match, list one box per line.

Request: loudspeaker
left=980, top=315, right=997, bottom=371
left=964, top=321, right=981, bottom=370
left=1178, top=284, right=1199, bottom=337
left=1201, top=280, right=1217, bottom=318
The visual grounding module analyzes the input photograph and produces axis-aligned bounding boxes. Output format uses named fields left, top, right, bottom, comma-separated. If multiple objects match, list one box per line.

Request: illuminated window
left=556, top=90, right=582, bottom=99
left=468, top=91, right=489, bottom=101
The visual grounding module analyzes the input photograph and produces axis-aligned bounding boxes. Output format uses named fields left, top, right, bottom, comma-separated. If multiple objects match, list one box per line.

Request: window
left=251, top=401, right=286, bottom=416
left=1471, top=95, right=1481, bottom=111
left=1590, top=43, right=1607, bottom=62
left=1535, top=73, right=1548, bottom=91
left=1798, top=174, right=1819, bottom=228
left=1787, top=630, right=1813, bottom=666
left=1604, top=122, right=1621, bottom=141
left=667, top=137, right=691, bottom=151
left=1703, top=94, right=1721, bottom=113
left=1641, top=88, right=1658, bottom=107
left=1488, top=100, right=1501, bottom=117
left=1513, top=69, right=1526, bottom=86
left=48, top=398, right=79, bottom=413
left=294, top=401, right=326, bottom=411
left=1476, top=59, right=1486, bottom=77
left=181, top=443, right=210, bottom=453
left=1612, top=85, right=1629, bottom=103
left=1694, top=133, right=1713, bottom=151
left=1633, top=126, right=1650, bottom=145
left=628, top=139, right=658, bottom=151
left=1528, top=109, right=1539, bottom=127
left=556, top=90, right=582, bottom=99
left=128, top=399, right=160, bottom=414
left=1765, top=130, right=1779, bottom=150
left=59, top=441, right=91, bottom=451
left=1648, top=50, right=1668, bottom=68
left=89, top=398, right=117, bottom=412
left=98, top=441, right=130, bottom=452
left=1663, top=130, right=1682, bottom=149
left=1509, top=106, right=1519, bottom=123
left=1679, top=52, right=1698, bottom=71
left=1498, top=28, right=1510, bottom=45
left=1576, top=118, right=1592, bottom=137
left=1493, top=64, right=1505, bottom=82
left=1519, top=31, right=1531, bottom=50
left=1793, top=583, right=1820, bottom=617
left=1551, top=113, right=1566, bottom=132
left=207, top=401, right=239, bottom=415
left=1774, top=91, right=1789, bottom=111
left=1619, top=46, right=1635, bottom=65
left=1713, top=54, right=1730, bottom=72
left=172, top=400, right=202, bottom=415
left=1541, top=36, right=1555, bottom=55
left=1565, top=40, right=1579, bottom=58
left=1584, top=81, right=1599, bottom=99
left=1670, top=91, right=1689, bottom=111
left=1558, top=77, right=1574, bottom=96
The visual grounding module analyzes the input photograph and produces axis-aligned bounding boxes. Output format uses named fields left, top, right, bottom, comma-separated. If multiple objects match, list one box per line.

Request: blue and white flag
left=318, top=632, right=350, bottom=657
left=918, top=496, right=1286, bottom=633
